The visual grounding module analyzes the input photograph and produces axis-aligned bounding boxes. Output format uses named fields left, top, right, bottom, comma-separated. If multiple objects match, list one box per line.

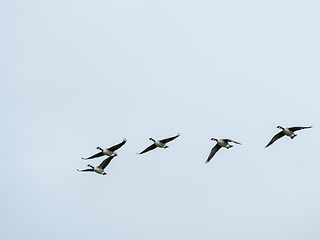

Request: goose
left=138, top=133, right=180, bottom=154
left=82, top=138, right=127, bottom=160
left=265, top=125, right=312, bottom=148
left=77, top=156, right=115, bottom=175
left=206, top=138, right=241, bottom=163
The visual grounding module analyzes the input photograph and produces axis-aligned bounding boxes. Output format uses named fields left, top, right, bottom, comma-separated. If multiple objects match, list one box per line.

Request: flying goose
left=138, top=133, right=180, bottom=154
left=77, top=156, right=115, bottom=175
left=82, top=138, right=127, bottom=160
left=206, top=138, right=241, bottom=163
left=265, top=125, right=312, bottom=148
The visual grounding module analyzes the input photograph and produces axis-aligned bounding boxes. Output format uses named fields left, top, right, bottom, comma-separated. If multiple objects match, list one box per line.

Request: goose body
left=282, top=127, right=296, bottom=138
left=98, top=148, right=117, bottom=157
left=206, top=138, right=241, bottom=163
left=82, top=138, right=127, bottom=160
left=216, top=139, right=233, bottom=148
left=138, top=133, right=180, bottom=154
left=77, top=156, right=115, bottom=175
left=265, top=126, right=312, bottom=148
left=91, top=166, right=106, bottom=175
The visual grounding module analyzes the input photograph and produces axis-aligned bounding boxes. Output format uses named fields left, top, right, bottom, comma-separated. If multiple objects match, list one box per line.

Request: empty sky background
left=1, top=0, right=319, bottom=239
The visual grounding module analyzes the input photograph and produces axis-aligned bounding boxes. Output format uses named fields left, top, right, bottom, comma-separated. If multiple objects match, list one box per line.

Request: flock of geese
left=77, top=125, right=312, bottom=175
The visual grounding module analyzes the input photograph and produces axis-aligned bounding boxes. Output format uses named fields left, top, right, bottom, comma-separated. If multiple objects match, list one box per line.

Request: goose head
left=211, top=138, right=218, bottom=142
left=149, top=138, right=156, bottom=143
left=96, top=146, right=103, bottom=151
left=277, top=126, right=284, bottom=130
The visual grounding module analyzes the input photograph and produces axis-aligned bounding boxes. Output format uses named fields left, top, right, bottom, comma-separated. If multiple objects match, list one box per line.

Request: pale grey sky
left=1, top=0, right=319, bottom=239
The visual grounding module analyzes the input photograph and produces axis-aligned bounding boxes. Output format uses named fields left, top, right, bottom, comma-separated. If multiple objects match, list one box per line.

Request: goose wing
left=77, top=168, right=94, bottom=172
left=224, top=139, right=241, bottom=145
left=265, top=131, right=285, bottom=148
left=98, top=156, right=115, bottom=169
left=138, top=143, right=157, bottom=154
left=108, top=139, right=127, bottom=152
left=159, top=133, right=180, bottom=144
left=205, top=144, right=222, bottom=163
left=289, top=126, right=312, bottom=132
left=82, top=151, right=104, bottom=160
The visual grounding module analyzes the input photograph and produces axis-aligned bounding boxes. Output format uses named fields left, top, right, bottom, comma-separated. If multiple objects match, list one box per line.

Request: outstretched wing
left=98, top=156, right=115, bottom=169
left=77, top=168, right=94, bottom=172
left=82, top=151, right=104, bottom=160
left=224, top=139, right=241, bottom=145
left=289, top=126, right=312, bottom=132
left=159, top=133, right=180, bottom=144
left=138, top=144, right=157, bottom=154
left=205, top=144, right=222, bottom=163
left=265, top=131, right=285, bottom=148
left=108, top=139, right=127, bottom=152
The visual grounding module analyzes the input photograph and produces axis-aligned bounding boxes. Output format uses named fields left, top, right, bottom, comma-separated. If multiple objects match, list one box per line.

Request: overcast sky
left=1, top=0, right=320, bottom=239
